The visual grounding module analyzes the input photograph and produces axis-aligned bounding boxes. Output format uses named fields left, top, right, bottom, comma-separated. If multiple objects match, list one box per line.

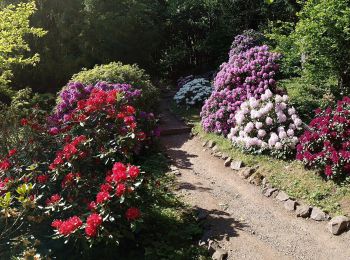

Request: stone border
left=199, top=135, right=350, bottom=236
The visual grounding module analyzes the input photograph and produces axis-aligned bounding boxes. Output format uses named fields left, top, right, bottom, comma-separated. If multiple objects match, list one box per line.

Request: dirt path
left=160, top=102, right=350, bottom=260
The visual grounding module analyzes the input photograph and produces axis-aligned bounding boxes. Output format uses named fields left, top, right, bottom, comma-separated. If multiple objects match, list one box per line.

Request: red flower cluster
left=46, top=194, right=61, bottom=205
left=50, top=135, right=87, bottom=170
left=125, top=207, right=141, bottom=221
left=77, top=89, right=119, bottom=114
left=297, top=97, right=350, bottom=178
left=52, top=216, right=83, bottom=236
left=61, top=172, right=80, bottom=188
left=85, top=213, right=103, bottom=237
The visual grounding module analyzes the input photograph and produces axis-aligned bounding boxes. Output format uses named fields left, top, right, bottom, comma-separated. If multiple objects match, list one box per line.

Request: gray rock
left=214, top=152, right=222, bottom=158
left=328, top=216, right=350, bottom=235
left=296, top=205, right=311, bottom=218
left=263, top=188, right=278, bottom=197
left=202, top=141, right=208, bottom=147
left=170, top=165, right=178, bottom=171
left=208, top=140, right=216, bottom=148
left=239, top=167, right=255, bottom=179
left=276, top=191, right=290, bottom=202
left=221, top=153, right=229, bottom=160
left=173, top=170, right=181, bottom=176
left=224, top=157, right=232, bottom=167
left=284, top=199, right=297, bottom=211
left=310, top=207, right=327, bottom=221
left=230, top=160, right=243, bottom=170
left=208, top=240, right=220, bottom=254
left=212, top=248, right=228, bottom=260
left=248, top=172, right=263, bottom=185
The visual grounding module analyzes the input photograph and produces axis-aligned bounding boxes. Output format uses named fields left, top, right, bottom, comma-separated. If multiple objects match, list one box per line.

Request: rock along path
left=159, top=100, right=350, bottom=260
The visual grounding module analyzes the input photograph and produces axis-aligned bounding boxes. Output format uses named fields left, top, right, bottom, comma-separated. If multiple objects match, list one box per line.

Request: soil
left=159, top=101, right=350, bottom=260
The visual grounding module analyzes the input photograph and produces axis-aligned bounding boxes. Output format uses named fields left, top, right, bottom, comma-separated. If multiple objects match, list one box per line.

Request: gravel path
left=161, top=132, right=350, bottom=260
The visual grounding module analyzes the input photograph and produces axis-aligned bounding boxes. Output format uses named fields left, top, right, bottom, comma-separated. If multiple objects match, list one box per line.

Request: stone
left=207, top=240, right=220, bottom=254
left=208, top=140, right=216, bottom=148
left=173, top=170, right=181, bottom=176
left=224, top=157, right=232, bottom=167
left=310, top=207, right=327, bottom=221
left=284, top=199, right=297, bottom=211
left=296, top=205, right=311, bottom=218
left=328, top=216, right=350, bottom=235
left=276, top=191, right=290, bottom=202
left=202, top=141, right=208, bottom=147
left=248, top=172, right=263, bottom=185
left=221, top=153, right=229, bottom=160
left=214, top=152, right=222, bottom=158
left=263, top=188, right=278, bottom=197
left=212, top=145, right=218, bottom=153
left=170, top=165, right=178, bottom=171
left=212, top=249, right=228, bottom=260
left=240, top=167, right=255, bottom=179
left=230, top=160, right=243, bottom=170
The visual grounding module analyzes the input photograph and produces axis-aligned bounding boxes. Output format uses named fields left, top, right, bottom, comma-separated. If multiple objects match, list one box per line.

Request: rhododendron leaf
left=0, top=192, right=12, bottom=208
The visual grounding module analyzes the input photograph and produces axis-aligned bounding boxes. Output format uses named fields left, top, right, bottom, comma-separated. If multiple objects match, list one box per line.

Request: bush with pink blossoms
left=297, top=97, right=350, bottom=180
left=227, top=89, right=303, bottom=159
left=201, top=43, right=281, bottom=135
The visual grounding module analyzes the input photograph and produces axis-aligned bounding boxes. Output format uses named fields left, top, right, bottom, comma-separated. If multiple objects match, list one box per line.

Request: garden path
left=160, top=99, right=350, bottom=260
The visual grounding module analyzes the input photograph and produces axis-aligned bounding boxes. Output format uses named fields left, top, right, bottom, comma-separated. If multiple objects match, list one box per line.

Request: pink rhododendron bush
left=227, top=89, right=303, bottom=159
left=200, top=33, right=281, bottom=135
left=297, top=97, right=350, bottom=179
left=0, top=82, right=158, bottom=251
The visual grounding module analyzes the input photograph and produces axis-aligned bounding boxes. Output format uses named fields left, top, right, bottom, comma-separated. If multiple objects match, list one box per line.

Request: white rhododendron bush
left=174, top=78, right=213, bottom=107
left=227, top=89, right=303, bottom=159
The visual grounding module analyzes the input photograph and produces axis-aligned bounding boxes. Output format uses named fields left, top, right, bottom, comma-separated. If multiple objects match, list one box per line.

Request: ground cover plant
left=173, top=78, right=213, bottom=108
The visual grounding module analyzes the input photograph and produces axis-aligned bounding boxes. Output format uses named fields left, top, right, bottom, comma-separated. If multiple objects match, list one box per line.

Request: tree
left=293, top=0, right=350, bottom=94
left=0, top=1, right=45, bottom=86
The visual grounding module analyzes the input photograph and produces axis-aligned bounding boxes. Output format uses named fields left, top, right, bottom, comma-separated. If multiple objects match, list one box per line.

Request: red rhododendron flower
left=85, top=213, right=103, bottom=237
left=128, top=165, right=140, bottom=179
left=56, top=216, right=83, bottom=236
left=0, top=160, right=11, bottom=171
left=8, top=149, right=17, bottom=157
left=20, top=118, right=29, bottom=126
left=116, top=183, right=126, bottom=197
left=51, top=219, right=63, bottom=229
left=96, top=191, right=110, bottom=204
left=46, top=194, right=61, bottom=205
left=125, top=207, right=141, bottom=221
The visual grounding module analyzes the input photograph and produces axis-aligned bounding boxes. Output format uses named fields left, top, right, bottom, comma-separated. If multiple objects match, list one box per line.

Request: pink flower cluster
left=297, top=97, right=350, bottom=179
left=228, top=89, right=302, bottom=158
left=201, top=45, right=280, bottom=135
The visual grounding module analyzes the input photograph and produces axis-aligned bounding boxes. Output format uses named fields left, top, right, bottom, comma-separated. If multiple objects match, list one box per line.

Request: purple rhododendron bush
left=227, top=89, right=303, bottom=159
left=201, top=34, right=281, bottom=135
left=297, top=97, right=350, bottom=180
left=0, top=82, right=159, bottom=253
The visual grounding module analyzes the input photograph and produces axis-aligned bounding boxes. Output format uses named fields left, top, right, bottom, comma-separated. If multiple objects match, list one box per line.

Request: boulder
left=284, top=199, right=297, bottom=211
left=202, top=141, right=208, bottom=147
left=328, top=216, right=350, bottom=235
left=248, top=172, right=263, bottom=185
left=230, top=160, right=243, bottom=170
left=296, top=205, right=311, bottom=218
left=224, top=157, right=232, bottom=167
left=263, top=188, right=278, bottom=197
left=221, top=153, right=229, bottom=160
left=276, top=191, right=290, bottom=202
left=212, top=249, right=228, bottom=260
left=310, top=207, right=327, bottom=221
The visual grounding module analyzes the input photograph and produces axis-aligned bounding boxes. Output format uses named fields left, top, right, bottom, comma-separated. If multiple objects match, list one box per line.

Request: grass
left=169, top=101, right=201, bottom=125
left=172, top=105, right=350, bottom=216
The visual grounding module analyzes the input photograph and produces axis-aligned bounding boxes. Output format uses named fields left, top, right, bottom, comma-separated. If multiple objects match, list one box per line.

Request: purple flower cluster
left=48, top=82, right=142, bottom=127
left=229, top=30, right=264, bottom=59
left=200, top=45, right=281, bottom=135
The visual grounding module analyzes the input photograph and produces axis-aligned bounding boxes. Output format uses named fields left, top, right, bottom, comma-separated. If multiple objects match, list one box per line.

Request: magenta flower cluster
left=297, top=97, right=350, bottom=179
left=200, top=44, right=281, bottom=135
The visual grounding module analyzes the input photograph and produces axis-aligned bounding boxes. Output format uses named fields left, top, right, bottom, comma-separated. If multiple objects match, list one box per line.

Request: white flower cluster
left=227, top=89, right=303, bottom=158
left=173, top=78, right=213, bottom=107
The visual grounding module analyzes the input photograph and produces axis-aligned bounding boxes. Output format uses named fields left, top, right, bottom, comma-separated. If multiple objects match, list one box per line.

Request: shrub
left=297, top=97, right=350, bottom=180
left=227, top=89, right=302, bottom=159
left=201, top=43, right=281, bottom=135
left=70, top=62, right=159, bottom=110
left=0, top=84, right=157, bottom=251
left=173, top=78, right=213, bottom=108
